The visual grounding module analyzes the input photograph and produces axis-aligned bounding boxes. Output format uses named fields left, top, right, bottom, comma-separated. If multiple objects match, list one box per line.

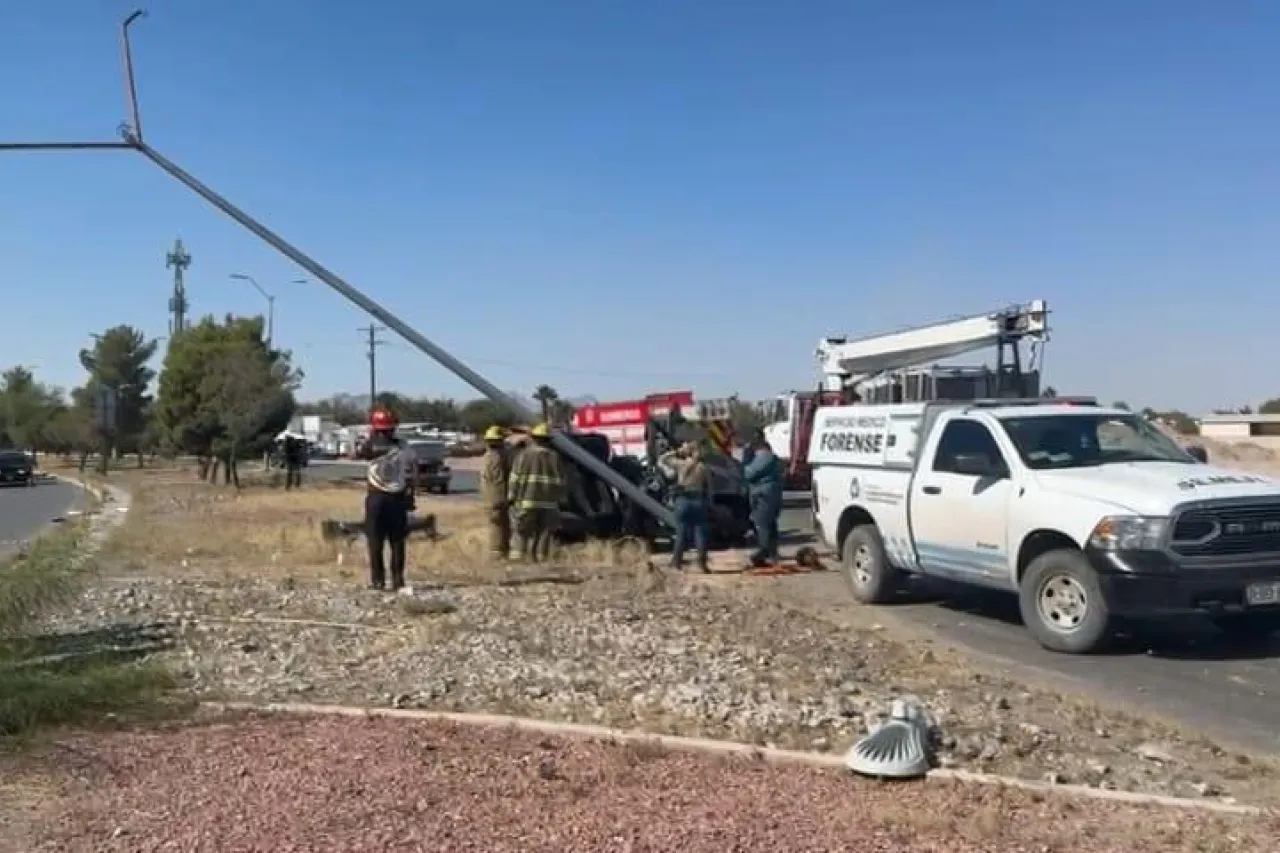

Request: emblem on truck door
left=849, top=478, right=860, bottom=499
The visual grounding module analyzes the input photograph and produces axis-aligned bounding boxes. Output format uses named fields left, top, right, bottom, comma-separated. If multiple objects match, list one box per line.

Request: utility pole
left=166, top=237, right=191, bottom=336
left=360, top=324, right=386, bottom=409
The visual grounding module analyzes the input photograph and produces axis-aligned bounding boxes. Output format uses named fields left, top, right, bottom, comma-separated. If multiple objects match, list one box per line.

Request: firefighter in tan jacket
left=479, top=425, right=512, bottom=559
left=507, top=423, right=566, bottom=563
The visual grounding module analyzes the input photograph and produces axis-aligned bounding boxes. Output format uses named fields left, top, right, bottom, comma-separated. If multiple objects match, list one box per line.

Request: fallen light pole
left=2, top=9, right=676, bottom=531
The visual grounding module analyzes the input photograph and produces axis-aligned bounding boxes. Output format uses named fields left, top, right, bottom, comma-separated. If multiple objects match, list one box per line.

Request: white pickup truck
left=809, top=398, right=1280, bottom=653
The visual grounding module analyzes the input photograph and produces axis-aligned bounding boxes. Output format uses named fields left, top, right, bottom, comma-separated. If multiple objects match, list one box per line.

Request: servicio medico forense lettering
left=817, top=414, right=888, bottom=454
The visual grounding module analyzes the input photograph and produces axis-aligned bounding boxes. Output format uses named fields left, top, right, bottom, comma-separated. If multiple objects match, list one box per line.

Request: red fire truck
left=572, top=390, right=739, bottom=458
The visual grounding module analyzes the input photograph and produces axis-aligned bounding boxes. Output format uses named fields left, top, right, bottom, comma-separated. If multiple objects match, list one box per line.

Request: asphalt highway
left=0, top=477, right=85, bottom=554
left=307, top=459, right=1280, bottom=753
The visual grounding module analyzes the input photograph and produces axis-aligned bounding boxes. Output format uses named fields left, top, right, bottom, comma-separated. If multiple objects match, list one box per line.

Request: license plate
left=1245, top=582, right=1280, bottom=606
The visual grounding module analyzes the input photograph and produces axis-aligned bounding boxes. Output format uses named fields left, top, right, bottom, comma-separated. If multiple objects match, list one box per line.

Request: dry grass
left=101, top=469, right=650, bottom=585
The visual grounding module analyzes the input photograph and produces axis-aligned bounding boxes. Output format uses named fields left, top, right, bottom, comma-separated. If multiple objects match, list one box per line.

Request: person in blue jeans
left=742, top=434, right=783, bottom=566
left=659, top=440, right=711, bottom=572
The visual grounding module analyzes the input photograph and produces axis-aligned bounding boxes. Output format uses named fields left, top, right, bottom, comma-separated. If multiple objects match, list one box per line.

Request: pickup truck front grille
left=1171, top=501, right=1280, bottom=558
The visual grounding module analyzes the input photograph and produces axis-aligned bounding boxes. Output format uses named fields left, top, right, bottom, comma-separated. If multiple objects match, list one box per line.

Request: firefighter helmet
left=530, top=423, right=551, bottom=438
left=483, top=425, right=506, bottom=442
left=369, top=408, right=397, bottom=431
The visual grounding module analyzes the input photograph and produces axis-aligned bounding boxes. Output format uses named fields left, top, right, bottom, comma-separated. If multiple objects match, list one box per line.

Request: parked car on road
left=406, top=439, right=452, bottom=494
left=0, top=449, right=36, bottom=487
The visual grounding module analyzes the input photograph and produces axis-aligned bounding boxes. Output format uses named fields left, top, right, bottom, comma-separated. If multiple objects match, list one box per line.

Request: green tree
left=296, top=395, right=366, bottom=426
left=729, top=398, right=765, bottom=441
left=458, top=399, right=519, bottom=435
left=0, top=367, right=62, bottom=450
left=154, top=314, right=300, bottom=481
left=1260, top=398, right=1280, bottom=415
left=532, top=385, right=559, bottom=423
left=207, top=342, right=295, bottom=487
left=79, top=325, right=159, bottom=469
left=548, top=398, right=576, bottom=427
left=1145, top=409, right=1199, bottom=435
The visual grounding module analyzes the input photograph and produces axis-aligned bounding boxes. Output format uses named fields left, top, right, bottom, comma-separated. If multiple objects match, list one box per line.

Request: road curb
left=201, top=700, right=1261, bottom=816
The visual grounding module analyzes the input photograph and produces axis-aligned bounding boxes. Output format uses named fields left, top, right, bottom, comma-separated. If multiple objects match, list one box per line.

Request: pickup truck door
left=908, top=417, right=1016, bottom=589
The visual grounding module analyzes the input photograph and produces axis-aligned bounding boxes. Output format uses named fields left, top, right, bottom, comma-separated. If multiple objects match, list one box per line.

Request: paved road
left=0, top=478, right=85, bottom=553
left=772, top=512, right=1280, bottom=755
left=307, top=461, right=478, bottom=495
left=307, top=460, right=1280, bottom=752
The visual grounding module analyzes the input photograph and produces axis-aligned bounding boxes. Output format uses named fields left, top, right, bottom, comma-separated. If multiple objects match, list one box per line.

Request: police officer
left=361, top=408, right=417, bottom=591
left=659, top=439, right=711, bottom=573
left=479, top=425, right=511, bottom=560
left=507, top=423, right=565, bottom=563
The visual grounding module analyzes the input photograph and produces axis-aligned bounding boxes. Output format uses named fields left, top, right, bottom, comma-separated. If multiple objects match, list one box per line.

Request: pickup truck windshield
left=1000, top=414, right=1194, bottom=470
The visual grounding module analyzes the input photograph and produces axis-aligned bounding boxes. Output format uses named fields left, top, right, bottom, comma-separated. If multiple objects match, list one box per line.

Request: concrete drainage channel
left=202, top=700, right=1260, bottom=816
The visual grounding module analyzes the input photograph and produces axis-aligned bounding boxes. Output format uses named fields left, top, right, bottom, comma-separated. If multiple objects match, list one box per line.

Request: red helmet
left=369, top=408, right=397, bottom=431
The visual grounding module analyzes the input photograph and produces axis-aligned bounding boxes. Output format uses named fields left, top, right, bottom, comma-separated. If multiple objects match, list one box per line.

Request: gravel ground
left=12, top=714, right=1276, bottom=853
left=37, top=569, right=1279, bottom=805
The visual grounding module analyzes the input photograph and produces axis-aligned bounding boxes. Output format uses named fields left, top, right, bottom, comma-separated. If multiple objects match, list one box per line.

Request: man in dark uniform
left=361, top=408, right=417, bottom=591
left=283, top=434, right=306, bottom=490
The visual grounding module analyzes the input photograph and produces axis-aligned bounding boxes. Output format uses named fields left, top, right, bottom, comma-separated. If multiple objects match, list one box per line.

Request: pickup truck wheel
left=1019, top=550, right=1111, bottom=654
left=841, top=525, right=899, bottom=604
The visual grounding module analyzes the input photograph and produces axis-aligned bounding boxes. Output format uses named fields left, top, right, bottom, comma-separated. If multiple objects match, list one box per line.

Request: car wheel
left=840, top=524, right=900, bottom=604
left=1211, top=612, right=1280, bottom=643
left=1019, top=549, right=1111, bottom=654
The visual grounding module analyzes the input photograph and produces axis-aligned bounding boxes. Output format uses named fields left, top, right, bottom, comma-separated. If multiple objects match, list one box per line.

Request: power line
left=358, top=325, right=387, bottom=405
left=292, top=338, right=734, bottom=380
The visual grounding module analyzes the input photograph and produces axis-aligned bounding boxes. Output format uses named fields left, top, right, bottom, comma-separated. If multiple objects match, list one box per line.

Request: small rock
left=1193, top=781, right=1223, bottom=797
left=1135, top=742, right=1175, bottom=764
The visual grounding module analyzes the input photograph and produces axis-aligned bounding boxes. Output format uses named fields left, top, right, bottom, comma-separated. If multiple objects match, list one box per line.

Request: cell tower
left=166, top=237, right=191, bottom=336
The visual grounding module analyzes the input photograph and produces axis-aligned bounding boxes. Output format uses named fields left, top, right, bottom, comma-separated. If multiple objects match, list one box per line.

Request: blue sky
left=2, top=1, right=1277, bottom=412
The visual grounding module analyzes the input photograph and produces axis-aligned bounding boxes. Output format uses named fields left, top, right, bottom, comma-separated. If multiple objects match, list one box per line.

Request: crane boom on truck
left=764, top=300, right=1050, bottom=490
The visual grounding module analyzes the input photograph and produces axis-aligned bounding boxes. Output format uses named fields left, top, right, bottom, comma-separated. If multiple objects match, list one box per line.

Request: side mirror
left=952, top=453, right=1007, bottom=479
left=1186, top=444, right=1208, bottom=463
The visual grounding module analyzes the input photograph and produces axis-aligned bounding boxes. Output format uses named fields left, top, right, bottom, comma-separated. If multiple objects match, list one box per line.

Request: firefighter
left=507, top=423, right=565, bottom=563
left=742, top=433, right=783, bottom=566
left=362, top=408, right=417, bottom=591
left=659, top=439, right=711, bottom=573
left=479, top=425, right=512, bottom=560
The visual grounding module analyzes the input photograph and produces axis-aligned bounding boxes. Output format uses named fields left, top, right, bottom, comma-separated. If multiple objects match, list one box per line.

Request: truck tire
left=841, top=524, right=899, bottom=604
left=1019, top=549, right=1111, bottom=654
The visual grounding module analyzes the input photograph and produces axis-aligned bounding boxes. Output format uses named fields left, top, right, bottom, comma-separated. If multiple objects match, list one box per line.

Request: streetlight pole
left=229, top=273, right=275, bottom=346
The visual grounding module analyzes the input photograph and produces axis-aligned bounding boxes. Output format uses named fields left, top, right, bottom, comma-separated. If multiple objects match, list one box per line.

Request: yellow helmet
left=483, top=425, right=506, bottom=442
left=530, top=423, right=551, bottom=438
